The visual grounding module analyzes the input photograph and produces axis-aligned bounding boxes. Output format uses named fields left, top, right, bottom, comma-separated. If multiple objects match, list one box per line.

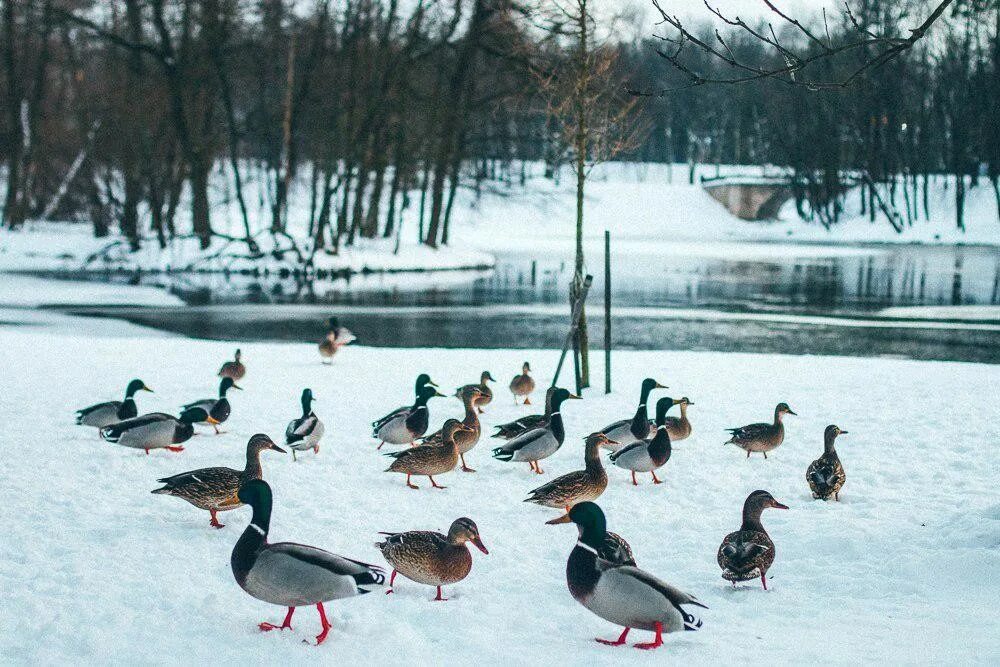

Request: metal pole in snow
left=552, top=274, right=593, bottom=389
left=604, top=230, right=611, bottom=394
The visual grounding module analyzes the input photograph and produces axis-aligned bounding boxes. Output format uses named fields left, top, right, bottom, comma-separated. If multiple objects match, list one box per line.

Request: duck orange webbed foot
left=596, top=628, right=630, bottom=646
left=259, top=607, right=295, bottom=632
left=633, top=623, right=664, bottom=650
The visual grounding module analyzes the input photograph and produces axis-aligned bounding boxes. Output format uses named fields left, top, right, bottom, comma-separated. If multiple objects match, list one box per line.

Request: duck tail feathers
left=491, top=446, right=513, bottom=461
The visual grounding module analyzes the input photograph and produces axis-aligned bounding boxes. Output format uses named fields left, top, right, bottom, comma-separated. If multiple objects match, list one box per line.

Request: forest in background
left=1, top=0, right=998, bottom=253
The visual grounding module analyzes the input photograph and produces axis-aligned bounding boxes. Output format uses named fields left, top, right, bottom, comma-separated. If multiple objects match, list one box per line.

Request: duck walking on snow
left=180, top=377, right=241, bottom=434
left=524, top=432, right=616, bottom=512
left=384, top=419, right=472, bottom=489
left=101, top=412, right=197, bottom=454
left=76, top=379, right=153, bottom=430
left=718, top=490, right=788, bottom=590
left=152, top=433, right=285, bottom=528
left=509, top=362, right=536, bottom=404
left=319, top=317, right=356, bottom=364
left=491, top=388, right=580, bottom=473
left=548, top=502, right=705, bottom=650
left=725, top=402, right=796, bottom=458
left=599, top=378, right=667, bottom=447
left=231, top=480, right=385, bottom=645
left=492, top=387, right=557, bottom=440
left=807, top=425, right=848, bottom=501
left=377, top=517, right=488, bottom=601
left=609, top=397, right=682, bottom=486
left=373, top=384, right=444, bottom=449
left=455, top=371, right=495, bottom=413
left=420, top=387, right=483, bottom=472
left=286, top=388, right=325, bottom=461
left=218, top=349, right=246, bottom=381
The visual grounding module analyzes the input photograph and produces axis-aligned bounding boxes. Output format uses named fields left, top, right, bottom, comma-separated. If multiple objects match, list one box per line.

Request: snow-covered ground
left=2, top=317, right=998, bottom=664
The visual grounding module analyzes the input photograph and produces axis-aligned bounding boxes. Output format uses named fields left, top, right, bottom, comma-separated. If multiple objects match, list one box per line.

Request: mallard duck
left=718, top=490, right=788, bottom=590
left=492, top=387, right=557, bottom=440
left=455, top=371, right=495, bottom=413
left=372, top=374, right=437, bottom=440
left=524, top=432, right=616, bottom=511
left=599, top=378, right=667, bottom=448
left=609, top=397, right=681, bottom=486
left=664, top=396, right=694, bottom=442
left=725, top=402, right=796, bottom=458
left=75, top=378, right=153, bottom=430
left=548, top=502, right=705, bottom=649
left=218, top=349, right=246, bottom=381
left=807, top=425, right=848, bottom=501
left=180, top=377, right=241, bottom=434
left=231, top=480, right=385, bottom=645
left=100, top=412, right=197, bottom=454
left=377, top=517, right=488, bottom=601
left=384, top=419, right=472, bottom=489
left=319, top=317, right=356, bottom=364
left=546, top=504, right=636, bottom=567
left=509, top=362, right=536, bottom=405
left=152, top=433, right=286, bottom=527
left=420, top=387, right=483, bottom=472
left=286, top=388, right=325, bottom=461
left=491, top=388, right=580, bottom=473
left=373, top=384, right=444, bottom=449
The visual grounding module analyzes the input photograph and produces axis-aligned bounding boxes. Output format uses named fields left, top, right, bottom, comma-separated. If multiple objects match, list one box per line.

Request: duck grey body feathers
left=101, top=412, right=194, bottom=450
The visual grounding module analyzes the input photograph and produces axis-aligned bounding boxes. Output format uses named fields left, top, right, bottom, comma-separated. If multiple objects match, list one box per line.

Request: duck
left=664, top=396, right=694, bottom=442
left=546, top=504, right=636, bottom=567
left=420, top=387, right=483, bottom=472
left=725, top=402, right=796, bottom=458
left=384, top=419, right=472, bottom=489
left=717, top=490, right=788, bottom=590
left=609, top=397, right=681, bottom=486
left=455, top=371, right=495, bottom=413
left=491, top=388, right=580, bottom=473
left=100, top=412, right=197, bottom=454
left=598, top=378, right=667, bottom=447
left=285, top=388, right=325, bottom=461
left=218, top=349, right=246, bottom=381
left=373, top=384, right=445, bottom=449
left=509, top=362, right=536, bottom=405
left=75, top=378, right=153, bottom=430
left=547, top=502, right=705, bottom=650
left=807, top=425, right=848, bottom=501
left=524, top=432, right=616, bottom=511
left=377, top=517, right=488, bottom=601
left=230, top=479, right=385, bottom=645
left=372, top=374, right=438, bottom=441
left=492, top=387, right=557, bottom=440
left=319, top=317, right=356, bottom=364
left=152, top=433, right=286, bottom=528
left=180, top=377, right=241, bottom=434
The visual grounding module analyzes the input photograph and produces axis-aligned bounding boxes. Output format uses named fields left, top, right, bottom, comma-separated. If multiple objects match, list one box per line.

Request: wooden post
left=604, top=230, right=611, bottom=394
left=572, top=333, right=582, bottom=396
left=552, top=274, right=593, bottom=389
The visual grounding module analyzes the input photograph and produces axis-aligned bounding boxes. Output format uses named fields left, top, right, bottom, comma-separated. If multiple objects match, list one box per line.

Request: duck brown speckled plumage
left=509, top=362, right=536, bottom=405
left=420, top=387, right=483, bottom=472
left=218, top=349, right=246, bottom=381
left=456, top=371, right=495, bottom=413
left=807, top=425, right=848, bottom=501
left=384, top=419, right=472, bottom=489
left=152, top=434, right=286, bottom=527
left=377, top=517, right=489, bottom=601
left=664, top=397, right=694, bottom=442
left=524, top=432, right=616, bottom=511
left=725, top=402, right=796, bottom=458
left=717, top=490, right=788, bottom=590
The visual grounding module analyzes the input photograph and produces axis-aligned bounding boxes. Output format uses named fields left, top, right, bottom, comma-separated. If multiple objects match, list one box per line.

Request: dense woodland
left=1, top=0, right=998, bottom=252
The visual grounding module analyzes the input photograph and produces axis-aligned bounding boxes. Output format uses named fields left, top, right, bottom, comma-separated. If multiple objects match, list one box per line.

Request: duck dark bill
left=546, top=513, right=573, bottom=525
left=471, top=536, right=489, bottom=554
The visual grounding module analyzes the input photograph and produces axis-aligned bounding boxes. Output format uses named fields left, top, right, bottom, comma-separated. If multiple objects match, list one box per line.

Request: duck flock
left=74, top=317, right=852, bottom=651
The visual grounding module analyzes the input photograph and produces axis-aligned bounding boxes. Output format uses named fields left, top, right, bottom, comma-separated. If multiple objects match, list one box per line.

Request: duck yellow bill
left=567, top=393, right=582, bottom=400
left=143, top=385, right=154, bottom=393
left=545, top=513, right=572, bottom=525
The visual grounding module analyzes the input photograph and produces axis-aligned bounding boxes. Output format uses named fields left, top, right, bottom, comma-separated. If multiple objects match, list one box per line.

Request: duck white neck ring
left=576, top=541, right=599, bottom=556
left=249, top=523, right=265, bottom=536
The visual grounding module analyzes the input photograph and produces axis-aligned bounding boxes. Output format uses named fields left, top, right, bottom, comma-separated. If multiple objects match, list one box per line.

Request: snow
left=0, top=274, right=182, bottom=308
left=879, top=305, right=1000, bottom=322
left=1, top=319, right=998, bottom=664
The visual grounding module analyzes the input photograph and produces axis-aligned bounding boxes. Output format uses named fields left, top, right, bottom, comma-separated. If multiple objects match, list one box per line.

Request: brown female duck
left=384, top=419, right=472, bottom=489
left=421, top=387, right=483, bottom=472
left=725, top=402, right=796, bottom=458
left=717, top=490, right=788, bottom=590
left=664, top=397, right=694, bottom=442
left=807, top=425, right=848, bottom=501
left=524, top=432, right=617, bottom=511
left=377, top=517, right=488, bottom=601
left=218, top=349, right=246, bottom=381
left=319, top=317, right=356, bottom=364
left=509, top=362, right=536, bottom=405
left=455, top=371, right=495, bottom=413
left=152, top=433, right=286, bottom=528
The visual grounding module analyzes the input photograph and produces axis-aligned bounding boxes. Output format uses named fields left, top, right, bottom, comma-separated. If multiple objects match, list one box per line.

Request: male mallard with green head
left=373, top=384, right=445, bottom=449
left=180, top=377, right=241, bottom=434
left=599, top=378, right=668, bottom=447
left=101, top=411, right=197, bottom=454
left=491, top=388, right=580, bottom=473
left=285, top=388, right=325, bottom=461
left=75, top=378, right=153, bottom=430
left=609, top=397, right=682, bottom=486
left=492, top=386, right=557, bottom=439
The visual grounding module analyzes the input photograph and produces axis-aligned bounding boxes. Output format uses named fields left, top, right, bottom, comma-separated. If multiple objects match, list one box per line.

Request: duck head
left=461, top=385, right=484, bottom=404
left=586, top=431, right=619, bottom=451
left=550, top=387, right=582, bottom=411
left=126, top=378, right=154, bottom=397
left=824, top=424, right=847, bottom=451
left=521, top=361, right=531, bottom=374
left=442, top=418, right=474, bottom=443
left=220, top=376, right=242, bottom=396
left=417, top=385, right=446, bottom=405
left=248, top=433, right=286, bottom=454
left=300, top=388, right=315, bottom=413
left=546, top=501, right=607, bottom=546
left=481, top=371, right=496, bottom=384
left=654, top=396, right=681, bottom=426
left=415, top=373, right=438, bottom=392
left=744, top=490, right=789, bottom=516
left=679, top=396, right=693, bottom=407
left=233, top=348, right=242, bottom=362
left=640, top=377, right=668, bottom=401
left=448, top=517, right=488, bottom=554
left=328, top=317, right=339, bottom=330
left=775, top=402, right=796, bottom=418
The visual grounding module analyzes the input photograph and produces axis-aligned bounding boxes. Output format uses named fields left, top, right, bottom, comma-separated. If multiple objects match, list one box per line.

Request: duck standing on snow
left=807, top=425, right=848, bottom=501
left=152, top=433, right=286, bottom=528
left=75, top=379, right=153, bottom=430
left=492, top=387, right=557, bottom=440
left=664, top=396, right=694, bottom=442
left=524, top=432, right=617, bottom=512
left=373, top=384, right=444, bottom=449
left=420, top=386, right=483, bottom=472
left=546, top=502, right=636, bottom=567
left=180, top=377, right=241, bottom=434
left=548, top=502, right=705, bottom=650
left=718, top=490, right=788, bottom=590
left=286, top=388, right=325, bottom=461
left=319, top=317, right=356, bottom=364
left=455, top=371, right=495, bottom=413
left=384, top=419, right=472, bottom=489
left=599, top=378, right=667, bottom=447
left=371, top=374, right=437, bottom=440
left=218, top=349, right=246, bottom=381
left=231, top=480, right=385, bottom=645
left=725, top=402, right=796, bottom=458
left=491, top=388, right=580, bottom=473
left=100, top=412, right=197, bottom=454
left=509, top=362, right=536, bottom=405
left=377, top=517, right=488, bottom=601
left=609, top=397, right=682, bottom=486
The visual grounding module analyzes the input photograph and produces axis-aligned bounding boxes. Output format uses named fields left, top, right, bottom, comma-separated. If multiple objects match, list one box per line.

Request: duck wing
left=608, top=441, right=646, bottom=465
left=603, top=531, right=636, bottom=567
left=726, top=422, right=770, bottom=442
left=492, top=414, right=547, bottom=439
left=373, top=406, right=408, bottom=432
left=492, top=426, right=555, bottom=461
left=75, top=401, right=121, bottom=426
left=524, top=470, right=588, bottom=505
left=286, top=413, right=319, bottom=444
left=248, top=543, right=385, bottom=604
left=100, top=412, right=174, bottom=442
